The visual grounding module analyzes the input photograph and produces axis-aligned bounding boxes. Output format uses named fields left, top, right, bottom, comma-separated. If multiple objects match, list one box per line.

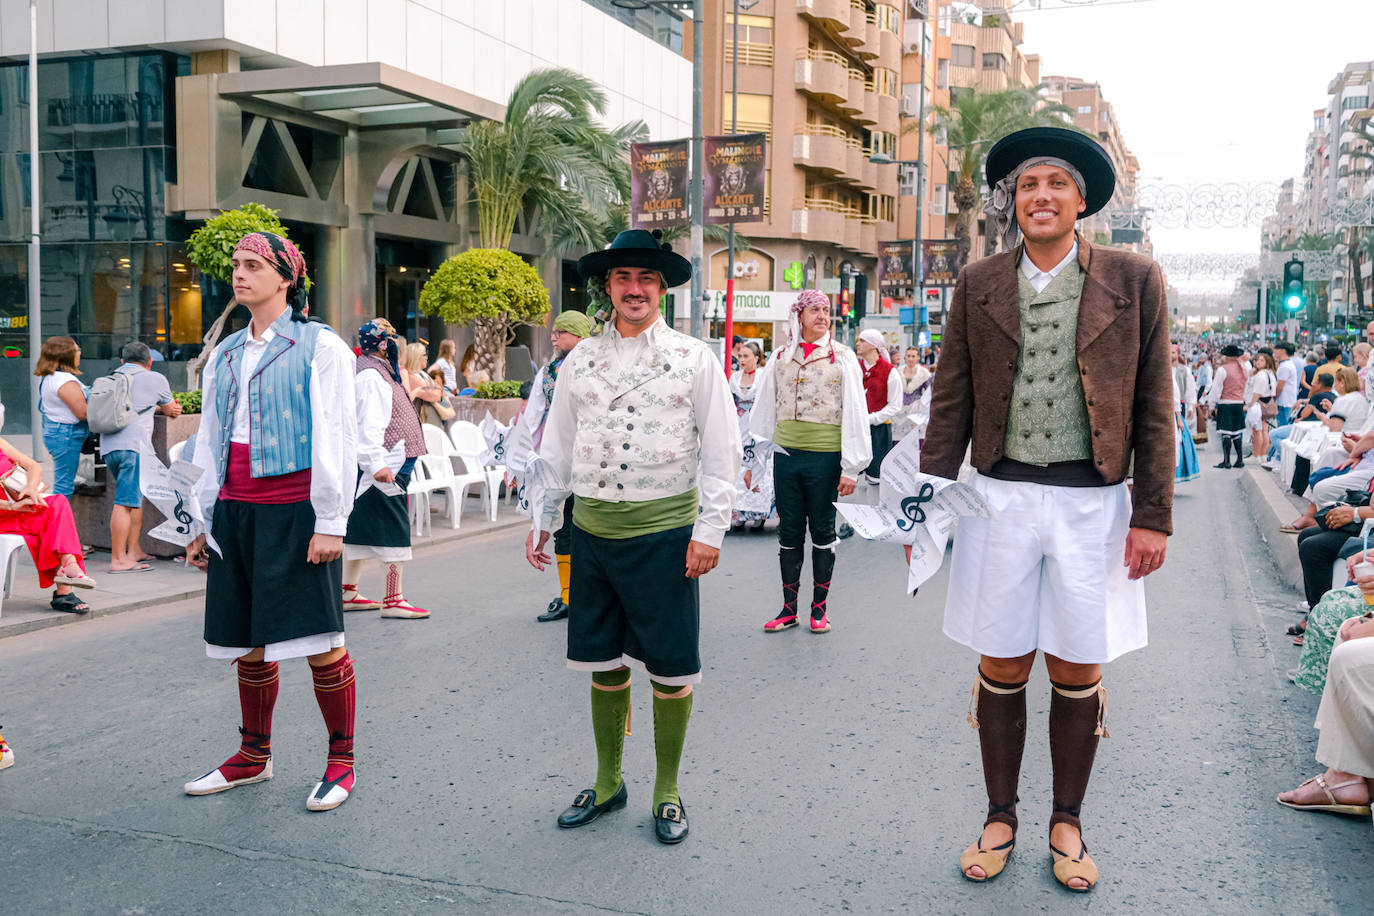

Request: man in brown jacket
left=923, top=127, right=1173, bottom=892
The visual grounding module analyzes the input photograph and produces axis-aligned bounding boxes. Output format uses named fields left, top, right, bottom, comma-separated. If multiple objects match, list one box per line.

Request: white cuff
left=690, top=520, right=725, bottom=550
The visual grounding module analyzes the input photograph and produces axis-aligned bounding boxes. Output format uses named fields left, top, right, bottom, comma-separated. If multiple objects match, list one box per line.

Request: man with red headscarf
left=183, top=231, right=362, bottom=813
left=749, top=290, right=870, bottom=634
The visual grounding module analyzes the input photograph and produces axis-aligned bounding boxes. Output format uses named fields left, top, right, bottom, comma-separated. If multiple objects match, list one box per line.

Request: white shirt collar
left=1020, top=240, right=1079, bottom=293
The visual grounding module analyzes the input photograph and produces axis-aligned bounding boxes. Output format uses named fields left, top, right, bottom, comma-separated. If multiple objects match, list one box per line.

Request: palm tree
left=1344, top=123, right=1374, bottom=314
left=918, top=85, right=1078, bottom=258
left=460, top=68, right=648, bottom=254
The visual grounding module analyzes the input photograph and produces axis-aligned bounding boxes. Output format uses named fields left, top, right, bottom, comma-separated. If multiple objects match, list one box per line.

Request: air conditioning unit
left=900, top=97, right=919, bottom=117
left=905, top=40, right=921, bottom=55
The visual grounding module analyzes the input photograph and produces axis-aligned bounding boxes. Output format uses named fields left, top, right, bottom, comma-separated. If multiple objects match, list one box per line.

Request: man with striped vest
left=184, top=231, right=362, bottom=813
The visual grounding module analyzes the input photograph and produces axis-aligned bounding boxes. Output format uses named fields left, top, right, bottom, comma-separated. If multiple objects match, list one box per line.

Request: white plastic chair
left=1330, top=518, right=1374, bottom=592
left=449, top=422, right=503, bottom=522
left=0, top=533, right=28, bottom=619
left=168, top=440, right=186, bottom=464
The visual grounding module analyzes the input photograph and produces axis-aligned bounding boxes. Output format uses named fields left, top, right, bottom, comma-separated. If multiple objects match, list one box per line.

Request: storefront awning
left=215, top=62, right=503, bottom=130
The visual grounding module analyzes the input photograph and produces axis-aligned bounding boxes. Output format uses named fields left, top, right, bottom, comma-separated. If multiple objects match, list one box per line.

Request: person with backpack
left=93, top=341, right=179, bottom=572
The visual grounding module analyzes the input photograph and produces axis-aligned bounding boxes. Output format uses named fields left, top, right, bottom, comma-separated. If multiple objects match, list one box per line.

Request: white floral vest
left=773, top=340, right=850, bottom=425
left=563, top=325, right=709, bottom=502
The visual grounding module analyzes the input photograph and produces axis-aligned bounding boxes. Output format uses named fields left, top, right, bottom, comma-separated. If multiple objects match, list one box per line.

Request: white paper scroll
left=478, top=412, right=511, bottom=468
left=741, top=433, right=787, bottom=474
left=138, top=442, right=206, bottom=547
left=834, top=432, right=990, bottom=591
left=356, top=440, right=406, bottom=499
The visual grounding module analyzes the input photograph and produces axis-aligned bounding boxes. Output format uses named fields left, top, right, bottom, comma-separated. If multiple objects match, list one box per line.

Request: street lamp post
left=27, top=0, right=43, bottom=458
left=611, top=0, right=706, bottom=341
left=722, top=0, right=759, bottom=378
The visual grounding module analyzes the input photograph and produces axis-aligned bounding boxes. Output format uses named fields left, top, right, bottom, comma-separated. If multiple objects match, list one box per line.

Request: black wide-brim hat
left=985, top=127, right=1117, bottom=218
left=1221, top=344, right=1243, bottom=357
left=577, top=229, right=693, bottom=289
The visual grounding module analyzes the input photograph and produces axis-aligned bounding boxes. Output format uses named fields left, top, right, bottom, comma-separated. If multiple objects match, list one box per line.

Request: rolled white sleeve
left=308, top=332, right=358, bottom=536
left=353, top=370, right=392, bottom=477
left=191, top=349, right=225, bottom=523
left=691, top=350, right=743, bottom=549
left=1205, top=365, right=1226, bottom=407
left=508, top=366, right=547, bottom=478
left=869, top=368, right=904, bottom=424
left=747, top=350, right=782, bottom=442
left=838, top=349, right=873, bottom=478
left=530, top=353, right=582, bottom=535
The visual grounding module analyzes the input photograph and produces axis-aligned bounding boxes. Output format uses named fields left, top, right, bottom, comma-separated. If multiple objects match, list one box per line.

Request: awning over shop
left=215, top=62, right=503, bottom=131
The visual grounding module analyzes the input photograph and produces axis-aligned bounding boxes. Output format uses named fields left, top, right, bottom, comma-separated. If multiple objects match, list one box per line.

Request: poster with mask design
left=630, top=140, right=690, bottom=229
left=703, top=133, right=766, bottom=225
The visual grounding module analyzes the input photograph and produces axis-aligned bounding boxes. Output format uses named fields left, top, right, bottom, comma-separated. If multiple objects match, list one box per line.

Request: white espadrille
left=305, top=770, right=353, bottom=811
left=184, top=757, right=273, bottom=795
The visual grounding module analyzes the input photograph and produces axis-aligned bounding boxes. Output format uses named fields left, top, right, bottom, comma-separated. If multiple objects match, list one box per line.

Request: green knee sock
left=590, top=670, right=631, bottom=801
left=651, top=682, right=693, bottom=809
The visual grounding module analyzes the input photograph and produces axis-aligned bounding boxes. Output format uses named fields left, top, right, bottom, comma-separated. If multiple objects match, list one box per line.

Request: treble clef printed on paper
left=492, top=433, right=506, bottom=462
left=172, top=493, right=194, bottom=535
left=742, top=440, right=757, bottom=465
left=896, top=483, right=936, bottom=531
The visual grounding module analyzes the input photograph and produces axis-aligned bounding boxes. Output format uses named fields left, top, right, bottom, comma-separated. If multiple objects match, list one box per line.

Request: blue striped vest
left=211, top=310, right=326, bottom=483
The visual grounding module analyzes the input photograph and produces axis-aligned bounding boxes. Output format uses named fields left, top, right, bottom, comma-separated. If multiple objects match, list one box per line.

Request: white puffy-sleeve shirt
left=868, top=364, right=904, bottom=425
left=354, top=369, right=394, bottom=477
left=193, top=322, right=358, bottom=537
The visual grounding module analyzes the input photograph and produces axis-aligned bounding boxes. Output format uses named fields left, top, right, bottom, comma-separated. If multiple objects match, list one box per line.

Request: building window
left=722, top=92, right=773, bottom=138
left=936, top=58, right=949, bottom=89
left=950, top=44, right=975, bottom=68
left=981, top=53, right=1006, bottom=71
left=870, top=68, right=899, bottom=98
left=931, top=183, right=947, bottom=216
left=869, top=130, right=898, bottom=160
left=935, top=125, right=948, bottom=146
left=1076, top=105, right=1093, bottom=114
left=868, top=194, right=895, bottom=223
left=898, top=163, right=916, bottom=196
left=873, top=3, right=901, bottom=33
left=948, top=86, right=967, bottom=106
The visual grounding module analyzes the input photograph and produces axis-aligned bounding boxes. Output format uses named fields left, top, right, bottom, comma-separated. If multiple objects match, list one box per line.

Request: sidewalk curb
left=0, top=515, right=528, bottom=642
left=1238, top=465, right=1304, bottom=593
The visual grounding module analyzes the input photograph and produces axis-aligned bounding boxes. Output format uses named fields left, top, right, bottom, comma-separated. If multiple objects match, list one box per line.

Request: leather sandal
left=1276, top=774, right=1373, bottom=816
left=960, top=834, right=1014, bottom=882
left=1050, top=837, right=1098, bottom=892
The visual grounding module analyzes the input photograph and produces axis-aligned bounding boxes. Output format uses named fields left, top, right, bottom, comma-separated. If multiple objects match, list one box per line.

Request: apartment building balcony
left=796, top=49, right=849, bottom=106
left=854, top=17, right=881, bottom=61
left=859, top=86, right=880, bottom=126
left=797, top=0, right=849, bottom=30
left=843, top=215, right=864, bottom=251
left=844, top=140, right=866, bottom=185
left=793, top=197, right=857, bottom=247
left=859, top=219, right=878, bottom=255
left=858, top=155, right=878, bottom=192
left=794, top=124, right=849, bottom=174
left=876, top=92, right=899, bottom=133
left=877, top=26, right=901, bottom=64
left=842, top=69, right=867, bottom=114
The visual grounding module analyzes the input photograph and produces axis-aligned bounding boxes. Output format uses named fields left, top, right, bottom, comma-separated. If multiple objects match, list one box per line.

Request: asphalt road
left=1, top=445, right=1371, bottom=914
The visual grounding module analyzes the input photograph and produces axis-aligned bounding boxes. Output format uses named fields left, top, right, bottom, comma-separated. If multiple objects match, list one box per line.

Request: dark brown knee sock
left=968, top=670, right=1028, bottom=833
left=1049, top=679, right=1109, bottom=833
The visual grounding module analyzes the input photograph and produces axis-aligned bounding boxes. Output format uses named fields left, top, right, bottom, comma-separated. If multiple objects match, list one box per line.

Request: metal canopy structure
left=215, top=62, right=503, bottom=131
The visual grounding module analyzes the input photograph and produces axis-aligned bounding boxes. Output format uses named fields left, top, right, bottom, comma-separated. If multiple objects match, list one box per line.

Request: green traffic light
left=1287, top=294, right=1302, bottom=309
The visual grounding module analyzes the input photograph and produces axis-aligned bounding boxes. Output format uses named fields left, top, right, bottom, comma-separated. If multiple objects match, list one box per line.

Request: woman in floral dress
left=731, top=342, right=773, bottom=530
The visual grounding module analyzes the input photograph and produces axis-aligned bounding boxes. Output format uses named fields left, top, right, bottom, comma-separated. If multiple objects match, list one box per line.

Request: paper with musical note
left=479, top=413, right=511, bottom=468
left=833, top=433, right=989, bottom=590
left=138, top=442, right=206, bottom=547
left=741, top=433, right=787, bottom=474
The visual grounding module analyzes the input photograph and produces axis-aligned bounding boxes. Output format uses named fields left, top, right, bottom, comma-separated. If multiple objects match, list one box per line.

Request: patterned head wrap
left=982, top=157, right=1087, bottom=254
left=357, top=317, right=402, bottom=384
left=234, top=231, right=310, bottom=321
left=781, top=289, right=835, bottom=364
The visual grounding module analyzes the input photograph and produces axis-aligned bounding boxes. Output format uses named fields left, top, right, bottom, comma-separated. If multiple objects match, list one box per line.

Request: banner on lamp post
left=630, top=139, right=690, bottom=229
left=920, top=238, right=966, bottom=288
left=878, top=240, right=914, bottom=296
left=703, top=133, right=767, bottom=224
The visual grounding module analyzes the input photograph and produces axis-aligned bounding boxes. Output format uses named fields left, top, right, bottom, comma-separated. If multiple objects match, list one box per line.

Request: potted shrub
left=418, top=248, right=550, bottom=383
left=452, top=379, right=525, bottom=426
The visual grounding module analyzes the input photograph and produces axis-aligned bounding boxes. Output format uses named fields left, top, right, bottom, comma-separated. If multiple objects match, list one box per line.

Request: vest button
left=623, top=443, right=630, bottom=450
left=598, top=480, right=607, bottom=487
left=1048, top=375, right=1056, bottom=383
left=626, top=423, right=634, bottom=431
left=627, top=406, right=635, bottom=413
left=1027, top=377, right=1034, bottom=383
left=1044, top=431, right=1051, bottom=438
left=1029, top=350, right=1036, bottom=357
left=600, top=461, right=608, bottom=468
left=1094, top=429, right=1101, bottom=437
left=1023, top=431, right=1031, bottom=439
left=620, top=464, right=627, bottom=470
left=1087, top=398, right=1094, bottom=406
left=1022, top=400, right=1030, bottom=407
left=1047, top=400, right=1054, bottom=407
left=1053, top=322, right=1061, bottom=329
left=1051, top=348, right=1058, bottom=355
left=617, top=483, right=624, bottom=490
left=662, top=363, right=671, bottom=371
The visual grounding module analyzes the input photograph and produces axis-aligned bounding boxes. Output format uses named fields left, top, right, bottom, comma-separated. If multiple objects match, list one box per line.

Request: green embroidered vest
left=1003, top=262, right=1093, bottom=466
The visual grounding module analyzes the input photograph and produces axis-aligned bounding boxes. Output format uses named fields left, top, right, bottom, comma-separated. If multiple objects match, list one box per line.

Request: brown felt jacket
left=923, top=234, right=1175, bottom=535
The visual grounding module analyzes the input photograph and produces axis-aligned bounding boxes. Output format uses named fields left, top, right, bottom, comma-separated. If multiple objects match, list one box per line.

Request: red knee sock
left=311, top=653, right=356, bottom=789
left=219, top=659, right=279, bottom=778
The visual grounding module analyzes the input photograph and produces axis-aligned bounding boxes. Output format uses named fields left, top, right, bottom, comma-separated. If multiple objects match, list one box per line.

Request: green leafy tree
left=460, top=68, right=647, bottom=255
left=418, top=248, right=550, bottom=381
left=919, top=86, right=1078, bottom=259
left=183, top=203, right=307, bottom=386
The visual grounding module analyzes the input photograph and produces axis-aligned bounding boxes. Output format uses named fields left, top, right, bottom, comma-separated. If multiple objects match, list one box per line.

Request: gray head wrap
left=982, top=156, right=1087, bottom=254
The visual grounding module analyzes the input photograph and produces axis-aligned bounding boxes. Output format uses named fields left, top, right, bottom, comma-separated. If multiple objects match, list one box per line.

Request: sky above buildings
left=1008, top=0, right=1372, bottom=287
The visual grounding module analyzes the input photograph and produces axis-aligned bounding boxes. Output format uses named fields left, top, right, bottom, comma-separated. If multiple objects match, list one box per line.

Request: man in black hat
left=524, top=229, right=741, bottom=844
left=922, top=127, right=1174, bottom=891
left=1206, top=344, right=1248, bottom=468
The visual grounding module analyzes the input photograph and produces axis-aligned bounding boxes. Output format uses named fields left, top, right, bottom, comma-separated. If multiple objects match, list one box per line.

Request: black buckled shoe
left=556, top=782, right=627, bottom=828
left=537, top=597, right=570, bottom=622
left=653, top=800, right=689, bottom=844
